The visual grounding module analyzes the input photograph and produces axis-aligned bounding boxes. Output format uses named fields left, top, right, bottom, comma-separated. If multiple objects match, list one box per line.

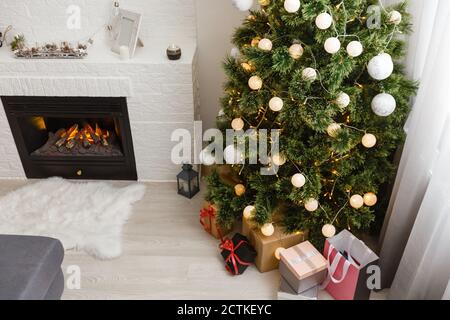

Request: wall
left=0, top=0, right=196, bottom=44
left=195, top=0, right=249, bottom=131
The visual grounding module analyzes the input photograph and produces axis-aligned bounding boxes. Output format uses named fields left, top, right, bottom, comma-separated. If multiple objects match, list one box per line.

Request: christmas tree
left=205, top=0, right=417, bottom=245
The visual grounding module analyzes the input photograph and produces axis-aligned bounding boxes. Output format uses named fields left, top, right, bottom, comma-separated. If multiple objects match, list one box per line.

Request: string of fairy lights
left=215, top=0, right=403, bottom=245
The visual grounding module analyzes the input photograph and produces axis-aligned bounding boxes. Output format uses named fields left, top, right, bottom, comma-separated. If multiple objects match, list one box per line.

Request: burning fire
left=56, top=123, right=110, bottom=149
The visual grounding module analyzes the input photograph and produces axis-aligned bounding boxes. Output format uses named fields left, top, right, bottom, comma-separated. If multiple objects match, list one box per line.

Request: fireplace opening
left=2, top=97, right=137, bottom=180
left=28, top=117, right=123, bottom=157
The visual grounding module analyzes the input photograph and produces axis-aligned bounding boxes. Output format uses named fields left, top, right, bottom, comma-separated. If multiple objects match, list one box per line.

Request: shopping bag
left=322, top=230, right=379, bottom=300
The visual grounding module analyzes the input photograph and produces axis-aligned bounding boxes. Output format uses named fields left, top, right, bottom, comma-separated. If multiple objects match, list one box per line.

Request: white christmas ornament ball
left=275, top=247, right=285, bottom=260
left=305, top=198, right=319, bottom=212
left=389, top=10, right=402, bottom=25
left=230, top=47, right=240, bottom=59
left=327, top=123, right=342, bottom=138
left=232, top=0, right=254, bottom=11
left=261, top=223, right=275, bottom=237
left=364, top=193, right=378, bottom=207
left=368, top=53, right=394, bottom=80
left=346, top=41, right=363, bottom=57
left=362, top=133, right=377, bottom=148
left=243, top=205, right=256, bottom=219
left=291, top=173, right=306, bottom=188
left=272, top=153, right=286, bottom=166
left=302, top=68, right=317, bottom=82
left=224, top=145, right=244, bottom=164
left=324, top=37, right=341, bottom=54
left=322, top=224, right=336, bottom=238
left=289, top=44, right=304, bottom=59
left=315, top=12, right=333, bottom=30
left=284, top=0, right=301, bottom=13
left=350, top=194, right=364, bottom=209
left=269, top=97, right=284, bottom=112
left=199, top=149, right=216, bottom=166
left=336, top=92, right=350, bottom=109
left=371, top=93, right=396, bottom=117
left=258, top=38, right=273, bottom=51
left=218, top=108, right=225, bottom=117
left=248, top=75, right=263, bottom=90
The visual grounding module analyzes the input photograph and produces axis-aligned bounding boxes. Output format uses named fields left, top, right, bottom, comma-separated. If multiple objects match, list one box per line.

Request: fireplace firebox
left=2, top=96, right=137, bottom=180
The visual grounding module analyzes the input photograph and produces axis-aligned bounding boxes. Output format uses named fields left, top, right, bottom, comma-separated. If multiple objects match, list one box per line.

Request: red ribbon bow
left=220, top=238, right=252, bottom=275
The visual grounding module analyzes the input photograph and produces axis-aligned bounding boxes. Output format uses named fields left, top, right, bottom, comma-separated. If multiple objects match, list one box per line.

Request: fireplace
left=1, top=96, right=137, bottom=180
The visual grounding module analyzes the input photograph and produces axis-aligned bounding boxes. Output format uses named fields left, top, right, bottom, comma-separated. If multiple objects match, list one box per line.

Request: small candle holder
left=167, top=44, right=181, bottom=60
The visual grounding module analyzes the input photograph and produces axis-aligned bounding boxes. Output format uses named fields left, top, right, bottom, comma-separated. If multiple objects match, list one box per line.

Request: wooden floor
left=0, top=180, right=387, bottom=300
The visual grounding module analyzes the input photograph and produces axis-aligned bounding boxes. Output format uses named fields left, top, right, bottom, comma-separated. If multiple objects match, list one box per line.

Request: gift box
left=220, top=233, right=257, bottom=275
left=277, top=277, right=319, bottom=300
left=249, top=226, right=306, bottom=273
left=279, top=241, right=328, bottom=293
left=200, top=202, right=232, bottom=239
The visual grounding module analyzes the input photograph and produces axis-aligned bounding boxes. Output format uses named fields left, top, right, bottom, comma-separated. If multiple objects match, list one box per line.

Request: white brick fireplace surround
left=0, top=0, right=199, bottom=181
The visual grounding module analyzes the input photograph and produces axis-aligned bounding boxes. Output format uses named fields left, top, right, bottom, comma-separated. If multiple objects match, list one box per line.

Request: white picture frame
left=111, top=9, right=143, bottom=58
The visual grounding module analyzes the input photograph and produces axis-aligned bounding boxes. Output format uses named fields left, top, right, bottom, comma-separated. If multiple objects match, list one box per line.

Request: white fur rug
left=0, top=177, right=146, bottom=260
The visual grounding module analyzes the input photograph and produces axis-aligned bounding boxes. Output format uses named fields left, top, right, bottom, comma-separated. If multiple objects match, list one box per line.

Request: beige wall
left=195, top=0, right=249, bottom=131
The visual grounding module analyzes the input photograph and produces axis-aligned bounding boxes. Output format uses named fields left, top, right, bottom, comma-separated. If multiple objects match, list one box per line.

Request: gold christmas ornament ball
left=289, top=43, right=304, bottom=59
left=291, top=173, right=306, bottom=188
left=261, top=223, right=275, bottom=237
left=258, top=0, right=270, bottom=6
left=322, top=224, right=336, bottom=238
left=269, top=97, right=284, bottom=112
left=362, top=133, right=377, bottom=148
left=327, top=123, right=342, bottom=138
left=389, top=10, right=402, bottom=25
left=231, top=118, right=245, bottom=131
left=363, top=192, right=378, bottom=207
left=243, top=205, right=256, bottom=219
left=304, top=198, right=319, bottom=212
left=248, top=75, right=263, bottom=90
left=350, top=194, right=364, bottom=209
left=275, top=247, right=285, bottom=260
left=241, top=62, right=254, bottom=73
left=235, top=184, right=246, bottom=196
left=272, top=153, right=286, bottom=166
left=324, top=37, right=341, bottom=54
left=315, top=12, right=333, bottom=30
left=302, top=67, right=317, bottom=82
left=258, top=38, right=273, bottom=51
left=251, top=37, right=261, bottom=47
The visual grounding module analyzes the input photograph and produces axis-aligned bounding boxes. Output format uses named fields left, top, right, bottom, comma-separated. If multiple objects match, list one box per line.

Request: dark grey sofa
left=0, top=235, right=65, bottom=300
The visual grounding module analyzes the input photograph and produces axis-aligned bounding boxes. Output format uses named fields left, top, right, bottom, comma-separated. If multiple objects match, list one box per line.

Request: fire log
left=81, top=130, right=92, bottom=149
left=55, top=124, right=78, bottom=147
left=101, top=136, right=109, bottom=147
left=85, top=125, right=100, bottom=144
left=66, top=130, right=82, bottom=149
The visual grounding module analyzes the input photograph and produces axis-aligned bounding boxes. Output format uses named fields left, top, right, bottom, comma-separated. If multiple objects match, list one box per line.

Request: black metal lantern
left=177, top=164, right=200, bottom=199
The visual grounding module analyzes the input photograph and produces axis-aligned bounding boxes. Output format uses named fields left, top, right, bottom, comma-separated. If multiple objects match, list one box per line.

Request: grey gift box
left=277, top=277, right=319, bottom=300
left=279, top=241, right=328, bottom=294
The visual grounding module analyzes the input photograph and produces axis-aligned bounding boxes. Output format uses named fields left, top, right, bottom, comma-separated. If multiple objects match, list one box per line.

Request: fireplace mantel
left=0, top=41, right=199, bottom=181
